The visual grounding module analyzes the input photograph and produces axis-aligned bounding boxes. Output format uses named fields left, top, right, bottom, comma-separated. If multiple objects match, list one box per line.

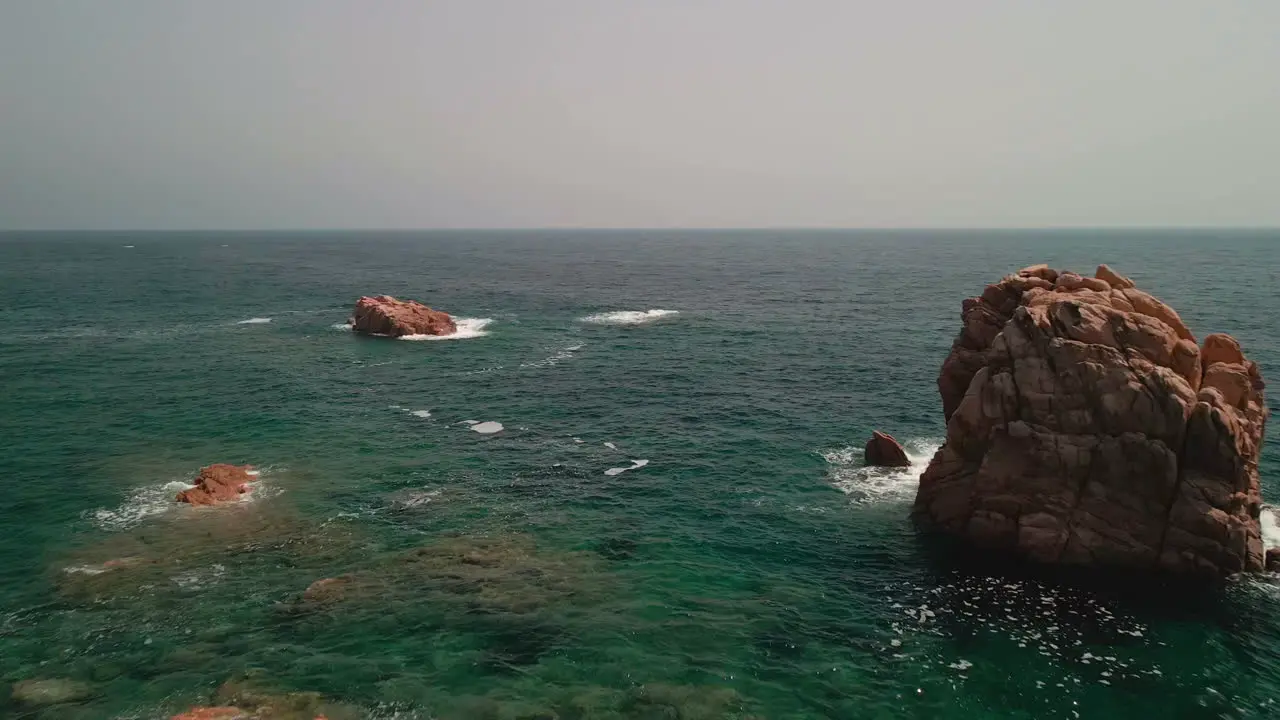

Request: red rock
left=1267, top=548, right=1280, bottom=573
left=914, top=265, right=1268, bottom=576
left=176, top=465, right=257, bottom=506
left=349, top=295, right=457, bottom=338
left=170, top=709, right=246, bottom=720
left=865, top=431, right=911, bottom=467
left=1095, top=264, right=1135, bottom=290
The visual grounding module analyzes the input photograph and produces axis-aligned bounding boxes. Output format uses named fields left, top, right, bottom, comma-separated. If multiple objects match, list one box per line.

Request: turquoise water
left=1, top=230, right=1277, bottom=719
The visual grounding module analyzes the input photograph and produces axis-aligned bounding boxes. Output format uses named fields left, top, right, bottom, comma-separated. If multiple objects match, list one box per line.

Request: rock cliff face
left=176, top=464, right=257, bottom=506
left=914, top=265, right=1268, bottom=576
left=350, top=295, right=456, bottom=337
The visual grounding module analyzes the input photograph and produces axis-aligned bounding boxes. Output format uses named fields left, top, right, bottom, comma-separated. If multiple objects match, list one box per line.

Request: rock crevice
left=914, top=264, right=1268, bottom=576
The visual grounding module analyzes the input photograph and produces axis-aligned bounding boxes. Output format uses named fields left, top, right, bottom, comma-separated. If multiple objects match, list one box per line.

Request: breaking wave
left=399, top=317, right=493, bottom=341
left=235, top=317, right=272, bottom=325
left=823, top=437, right=941, bottom=504
left=1262, top=506, right=1280, bottom=550
left=88, top=481, right=197, bottom=531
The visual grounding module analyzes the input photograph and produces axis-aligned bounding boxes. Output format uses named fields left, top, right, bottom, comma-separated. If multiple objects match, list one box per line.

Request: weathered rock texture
left=914, top=264, right=1268, bottom=576
left=349, top=295, right=456, bottom=337
left=176, top=464, right=257, bottom=506
left=865, top=431, right=911, bottom=467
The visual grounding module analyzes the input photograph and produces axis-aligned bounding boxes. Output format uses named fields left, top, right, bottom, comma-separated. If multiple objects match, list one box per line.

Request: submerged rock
left=10, top=678, right=95, bottom=706
left=864, top=430, right=911, bottom=467
left=301, top=576, right=352, bottom=604
left=914, top=264, right=1268, bottom=576
left=170, top=709, right=247, bottom=720
left=349, top=295, right=456, bottom=337
left=169, top=672, right=351, bottom=719
left=176, top=464, right=257, bottom=506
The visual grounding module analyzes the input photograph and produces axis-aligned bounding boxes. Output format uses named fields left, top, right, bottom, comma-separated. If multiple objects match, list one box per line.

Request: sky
left=1, top=1, right=1278, bottom=230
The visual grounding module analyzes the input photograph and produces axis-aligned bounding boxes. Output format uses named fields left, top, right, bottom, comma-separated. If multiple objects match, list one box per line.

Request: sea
left=0, top=230, right=1277, bottom=719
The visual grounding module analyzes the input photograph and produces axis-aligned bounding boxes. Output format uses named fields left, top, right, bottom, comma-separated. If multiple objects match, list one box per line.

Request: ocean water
left=0, top=230, right=1277, bottom=719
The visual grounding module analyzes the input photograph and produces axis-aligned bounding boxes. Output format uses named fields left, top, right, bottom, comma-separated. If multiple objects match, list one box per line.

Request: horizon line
left=3, top=226, right=1279, bottom=234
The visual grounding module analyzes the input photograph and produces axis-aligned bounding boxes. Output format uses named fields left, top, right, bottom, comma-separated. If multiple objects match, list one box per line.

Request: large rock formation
left=349, top=295, right=456, bottom=337
left=176, top=464, right=258, bottom=506
left=914, top=264, right=1268, bottom=576
left=865, top=431, right=911, bottom=467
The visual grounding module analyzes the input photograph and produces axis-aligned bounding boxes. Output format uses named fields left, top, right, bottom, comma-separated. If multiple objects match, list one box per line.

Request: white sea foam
left=471, top=421, right=504, bottom=434
left=63, top=565, right=110, bottom=576
left=604, top=459, right=649, bottom=476
left=604, top=442, right=618, bottom=450
left=332, top=322, right=354, bottom=330
left=122, top=245, right=135, bottom=248
left=459, top=420, right=479, bottom=425
left=1262, top=506, right=1280, bottom=550
left=823, top=437, right=941, bottom=504
left=172, top=563, right=226, bottom=591
left=409, top=410, right=432, bottom=418
left=521, top=343, right=585, bottom=369
left=90, top=481, right=198, bottom=531
left=392, top=488, right=442, bottom=509
left=579, top=309, right=679, bottom=326
left=399, top=317, right=493, bottom=341
left=235, top=317, right=272, bottom=325
left=882, top=575, right=1156, bottom=698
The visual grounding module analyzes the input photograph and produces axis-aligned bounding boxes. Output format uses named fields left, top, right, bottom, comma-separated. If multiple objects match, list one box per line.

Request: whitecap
left=409, top=410, right=432, bottom=418
left=823, top=437, right=941, bottom=504
left=604, top=442, right=617, bottom=450
left=1262, top=506, right=1280, bottom=549
left=605, top=459, right=649, bottom=476
left=332, top=322, right=353, bottom=330
left=399, top=317, right=493, bottom=341
left=63, top=565, right=110, bottom=576
left=471, top=421, right=504, bottom=434
left=89, top=481, right=197, bottom=531
left=236, top=317, right=272, bottom=325
left=122, top=245, right=135, bottom=248
left=578, top=309, right=679, bottom=326
left=458, top=420, right=479, bottom=425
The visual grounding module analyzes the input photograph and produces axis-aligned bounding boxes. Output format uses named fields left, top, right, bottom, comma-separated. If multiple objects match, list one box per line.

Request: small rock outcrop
left=1267, top=548, right=1280, bottom=573
left=865, top=431, right=911, bottom=467
left=349, top=295, right=456, bottom=338
left=176, top=464, right=257, bottom=506
left=914, top=264, right=1268, bottom=576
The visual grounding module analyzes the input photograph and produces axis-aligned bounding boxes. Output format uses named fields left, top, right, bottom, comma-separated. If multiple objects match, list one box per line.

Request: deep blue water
left=0, top=230, right=1277, bottom=718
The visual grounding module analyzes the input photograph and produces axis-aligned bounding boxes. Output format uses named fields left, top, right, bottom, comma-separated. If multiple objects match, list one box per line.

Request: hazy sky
left=2, top=1, right=1278, bottom=229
